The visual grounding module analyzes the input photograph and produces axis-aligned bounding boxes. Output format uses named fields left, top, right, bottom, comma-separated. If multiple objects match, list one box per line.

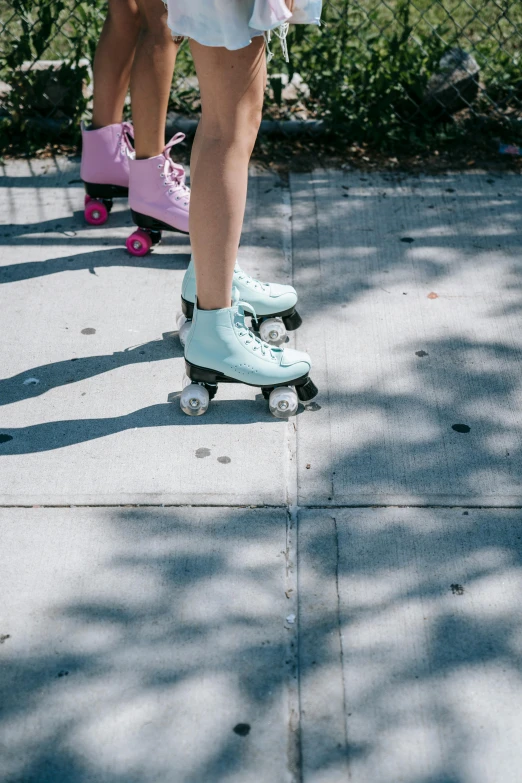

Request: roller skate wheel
left=269, top=386, right=298, bottom=418
left=178, top=318, right=192, bottom=348
left=84, top=197, right=109, bottom=226
left=259, top=318, right=286, bottom=345
left=180, top=383, right=209, bottom=416
left=126, top=229, right=153, bottom=257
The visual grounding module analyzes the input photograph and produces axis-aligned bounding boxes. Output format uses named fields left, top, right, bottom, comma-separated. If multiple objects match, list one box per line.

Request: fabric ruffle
left=166, top=0, right=322, bottom=53
left=250, top=0, right=292, bottom=31
left=251, top=0, right=322, bottom=28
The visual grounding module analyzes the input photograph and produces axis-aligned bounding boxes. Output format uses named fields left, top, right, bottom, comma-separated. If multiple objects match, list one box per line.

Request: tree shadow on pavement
left=298, top=505, right=522, bottom=782
left=1, top=504, right=522, bottom=782
left=0, top=249, right=191, bottom=285
left=0, top=507, right=294, bottom=783
left=1, top=167, right=522, bottom=782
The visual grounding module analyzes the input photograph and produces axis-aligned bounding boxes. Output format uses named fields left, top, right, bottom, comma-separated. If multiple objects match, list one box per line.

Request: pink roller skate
left=126, top=133, right=190, bottom=257
left=80, top=121, right=134, bottom=225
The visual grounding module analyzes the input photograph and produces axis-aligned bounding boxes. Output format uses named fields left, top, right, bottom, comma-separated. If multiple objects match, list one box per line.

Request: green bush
left=0, top=0, right=102, bottom=153
left=284, top=0, right=449, bottom=146
left=0, top=0, right=520, bottom=155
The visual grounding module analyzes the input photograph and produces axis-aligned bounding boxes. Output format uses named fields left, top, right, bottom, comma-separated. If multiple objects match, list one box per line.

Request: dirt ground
left=10, top=131, right=521, bottom=177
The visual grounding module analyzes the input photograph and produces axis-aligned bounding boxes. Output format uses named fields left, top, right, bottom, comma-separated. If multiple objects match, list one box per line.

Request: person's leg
left=188, top=38, right=266, bottom=311
left=130, top=0, right=180, bottom=159
left=188, top=122, right=203, bottom=189
left=92, top=0, right=141, bottom=129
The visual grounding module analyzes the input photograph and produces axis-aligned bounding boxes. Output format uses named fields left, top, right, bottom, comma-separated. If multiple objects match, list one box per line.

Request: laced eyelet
left=157, top=164, right=162, bottom=169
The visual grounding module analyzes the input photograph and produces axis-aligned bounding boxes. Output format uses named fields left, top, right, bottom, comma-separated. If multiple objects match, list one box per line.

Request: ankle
left=197, top=302, right=230, bottom=311
left=134, top=147, right=163, bottom=160
left=91, top=118, right=122, bottom=131
left=197, top=296, right=232, bottom=311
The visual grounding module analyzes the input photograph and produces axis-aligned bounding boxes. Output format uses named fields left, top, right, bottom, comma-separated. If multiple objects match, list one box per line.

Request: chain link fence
left=0, top=0, right=521, bottom=155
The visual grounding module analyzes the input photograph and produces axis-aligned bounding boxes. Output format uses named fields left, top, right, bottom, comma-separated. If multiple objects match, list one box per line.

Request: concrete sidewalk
left=1, top=158, right=522, bottom=782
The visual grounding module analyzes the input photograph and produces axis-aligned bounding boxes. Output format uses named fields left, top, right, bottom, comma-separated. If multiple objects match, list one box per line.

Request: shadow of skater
left=0, top=334, right=184, bottom=407
left=0, top=249, right=191, bottom=284
left=0, top=398, right=280, bottom=454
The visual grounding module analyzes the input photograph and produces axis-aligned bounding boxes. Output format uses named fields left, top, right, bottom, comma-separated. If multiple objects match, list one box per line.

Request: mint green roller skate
left=180, top=295, right=317, bottom=418
left=176, top=257, right=302, bottom=348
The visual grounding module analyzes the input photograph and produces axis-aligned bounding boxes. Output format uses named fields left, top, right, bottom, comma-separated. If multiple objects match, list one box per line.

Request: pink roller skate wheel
left=84, top=198, right=109, bottom=226
left=126, top=229, right=153, bottom=256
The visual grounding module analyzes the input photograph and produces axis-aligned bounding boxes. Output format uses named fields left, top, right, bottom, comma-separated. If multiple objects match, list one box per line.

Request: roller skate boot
left=180, top=294, right=317, bottom=418
left=80, top=121, right=134, bottom=225
left=176, top=257, right=302, bottom=347
left=126, top=133, right=190, bottom=256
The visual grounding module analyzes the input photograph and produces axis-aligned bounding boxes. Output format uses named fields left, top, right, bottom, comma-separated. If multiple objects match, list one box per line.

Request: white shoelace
left=234, top=264, right=269, bottom=293
left=118, top=121, right=135, bottom=159
left=235, top=298, right=276, bottom=359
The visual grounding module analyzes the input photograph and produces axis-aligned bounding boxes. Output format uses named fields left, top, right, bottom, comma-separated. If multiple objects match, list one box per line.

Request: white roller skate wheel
left=176, top=312, right=187, bottom=330
left=259, top=318, right=286, bottom=345
left=178, top=319, right=192, bottom=348
left=180, top=383, right=209, bottom=416
left=269, top=386, right=298, bottom=419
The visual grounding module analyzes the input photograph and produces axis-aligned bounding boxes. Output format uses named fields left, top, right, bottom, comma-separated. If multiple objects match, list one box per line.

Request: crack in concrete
left=333, top=514, right=351, bottom=777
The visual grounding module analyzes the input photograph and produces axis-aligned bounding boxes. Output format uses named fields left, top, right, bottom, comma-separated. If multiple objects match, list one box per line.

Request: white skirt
left=166, top=0, right=322, bottom=52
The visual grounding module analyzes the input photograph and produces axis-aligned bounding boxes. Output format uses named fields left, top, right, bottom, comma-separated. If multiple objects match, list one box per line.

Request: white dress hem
left=167, top=26, right=265, bottom=51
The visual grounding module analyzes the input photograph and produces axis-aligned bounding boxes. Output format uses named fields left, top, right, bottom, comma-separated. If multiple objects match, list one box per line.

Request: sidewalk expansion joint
left=283, top=177, right=302, bottom=783
left=333, top=514, right=351, bottom=769
left=1, top=503, right=521, bottom=510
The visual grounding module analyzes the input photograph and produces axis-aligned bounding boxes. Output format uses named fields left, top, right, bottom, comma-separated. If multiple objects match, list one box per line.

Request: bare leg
left=189, top=38, right=266, bottom=310
left=189, top=122, right=203, bottom=187
left=92, top=0, right=141, bottom=129
left=130, top=0, right=180, bottom=159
